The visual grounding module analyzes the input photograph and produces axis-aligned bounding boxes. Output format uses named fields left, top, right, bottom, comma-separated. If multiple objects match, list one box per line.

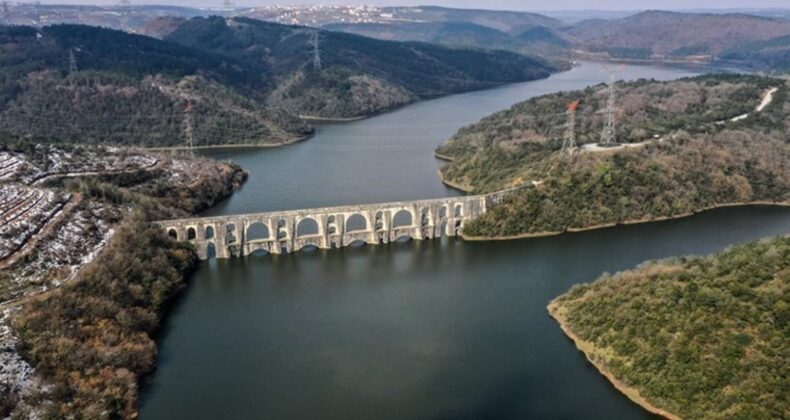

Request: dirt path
left=31, top=159, right=160, bottom=186
left=0, top=193, right=82, bottom=270
left=585, top=86, right=780, bottom=153
left=756, top=87, right=778, bottom=112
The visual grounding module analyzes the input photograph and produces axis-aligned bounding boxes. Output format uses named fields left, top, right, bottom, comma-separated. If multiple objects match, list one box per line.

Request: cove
left=140, top=62, right=790, bottom=419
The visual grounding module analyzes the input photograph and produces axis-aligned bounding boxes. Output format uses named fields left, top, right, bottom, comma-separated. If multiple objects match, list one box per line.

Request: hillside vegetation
left=0, top=143, right=247, bottom=417
left=549, top=236, right=789, bottom=419
left=567, top=11, right=790, bottom=71
left=0, top=19, right=555, bottom=144
left=165, top=17, right=555, bottom=119
left=0, top=25, right=310, bottom=147
left=436, top=74, right=789, bottom=237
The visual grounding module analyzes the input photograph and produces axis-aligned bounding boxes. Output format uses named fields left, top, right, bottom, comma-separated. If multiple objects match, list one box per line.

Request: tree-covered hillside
left=1, top=19, right=555, bottom=144
left=567, top=11, right=790, bottom=71
left=436, top=75, right=789, bottom=237
left=325, top=21, right=572, bottom=66
left=166, top=17, right=556, bottom=119
left=549, top=236, right=789, bottom=419
left=0, top=24, right=310, bottom=146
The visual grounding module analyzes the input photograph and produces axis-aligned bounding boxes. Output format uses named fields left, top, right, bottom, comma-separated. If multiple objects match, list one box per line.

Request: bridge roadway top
left=157, top=193, right=496, bottom=225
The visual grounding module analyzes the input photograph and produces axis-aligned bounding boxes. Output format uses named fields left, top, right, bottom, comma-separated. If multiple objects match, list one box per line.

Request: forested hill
left=165, top=17, right=555, bottom=119
left=0, top=24, right=310, bottom=147
left=549, top=237, right=789, bottom=419
left=0, top=19, right=555, bottom=145
left=568, top=11, right=790, bottom=71
left=437, top=74, right=789, bottom=237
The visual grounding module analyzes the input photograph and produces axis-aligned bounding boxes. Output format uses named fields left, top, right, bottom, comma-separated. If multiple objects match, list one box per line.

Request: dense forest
left=165, top=17, right=555, bottom=118
left=435, top=75, right=789, bottom=237
left=718, top=35, right=790, bottom=72
left=1, top=145, right=246, bottom=417
left=549, top=237, right=789, bottom=419
left=0, top=25, right=310, bottom=147
left=11, top=215, right=196, bottom=418
left=567, top=11, right=790, bottom=71
left=0, top=19, right=555, bottom=146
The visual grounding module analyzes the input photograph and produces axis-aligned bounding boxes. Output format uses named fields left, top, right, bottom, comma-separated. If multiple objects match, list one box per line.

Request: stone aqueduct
left=157, top=191, right=514, bottom=260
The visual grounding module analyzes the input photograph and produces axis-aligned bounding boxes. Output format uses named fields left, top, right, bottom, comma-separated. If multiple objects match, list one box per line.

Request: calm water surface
left=140, top=62, right=790, bottom=419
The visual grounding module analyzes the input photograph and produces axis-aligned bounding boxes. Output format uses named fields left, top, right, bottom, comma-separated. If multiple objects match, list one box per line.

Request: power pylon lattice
left=183, top=102, right=195, bottom=156
left=118, top=0, right=131, bottom=6
left=221, top=0, right=233, bottom=9
left=309, top=31, right=322, bottom=71
left=68, top=48, right=78, bottom=74
left=599, top=64, right=624, bottom=146
left=562, top=99, right=580, bottom=157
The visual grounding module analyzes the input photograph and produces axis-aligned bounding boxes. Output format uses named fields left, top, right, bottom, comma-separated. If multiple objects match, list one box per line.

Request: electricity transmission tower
left=562, top=99, right=580, bottom=157
left=68, top=48, right=78, bottom=74
left=221, top=0, right=233, bottom=9
left=119, top=0, right=131, bottom=6
left=309, top=31, right=322, bottom=71
left=599, top=64, right=623, bottom=146
left=182, top=102, right=195, bottom=156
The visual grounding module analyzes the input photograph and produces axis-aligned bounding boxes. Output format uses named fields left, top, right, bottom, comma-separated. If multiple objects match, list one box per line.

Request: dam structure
left=156, top=190, right=516, bottom=260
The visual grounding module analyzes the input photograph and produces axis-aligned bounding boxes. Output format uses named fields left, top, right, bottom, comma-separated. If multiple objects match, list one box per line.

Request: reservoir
left=140, top=62, right=790, bottom=419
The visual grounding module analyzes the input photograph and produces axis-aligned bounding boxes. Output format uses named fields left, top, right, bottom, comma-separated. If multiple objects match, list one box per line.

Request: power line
left=182, top=102, right=195, bottom=156
left=599, top=64, right=623, bottom=146
left=561, top=100, right=579, bottom=158
left=309, top=31, right=322, bottom=71
left=68, top=48, right=78, bottom=74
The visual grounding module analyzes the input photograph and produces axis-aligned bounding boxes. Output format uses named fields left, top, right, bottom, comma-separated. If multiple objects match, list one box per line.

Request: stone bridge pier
left=156, top=189, right=519, bottom=260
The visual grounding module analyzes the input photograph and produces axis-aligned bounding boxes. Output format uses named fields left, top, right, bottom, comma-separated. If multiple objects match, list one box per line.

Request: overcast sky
left=34, top=1, right=790, bottom=11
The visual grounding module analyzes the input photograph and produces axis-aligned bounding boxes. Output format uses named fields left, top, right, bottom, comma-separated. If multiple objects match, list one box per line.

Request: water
left=140, top=62, right=790, bottom=419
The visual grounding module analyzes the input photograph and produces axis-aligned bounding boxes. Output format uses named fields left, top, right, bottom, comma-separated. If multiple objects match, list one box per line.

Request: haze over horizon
left=29, top=0, right=790, bottom=11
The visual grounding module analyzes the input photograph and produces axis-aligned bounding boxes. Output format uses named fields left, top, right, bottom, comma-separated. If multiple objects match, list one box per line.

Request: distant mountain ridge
left=0, top=19, right=555, bottom=146
left=4, top=5, right=788, bottom=71
left=567, top=10, right=790, bottom=70
left=164, top=17, right=554, bottom=119
left=0, top=24, right=309, bottom=147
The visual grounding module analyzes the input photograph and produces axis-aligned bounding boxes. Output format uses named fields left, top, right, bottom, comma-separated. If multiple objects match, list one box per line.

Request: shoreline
left=462, top=201, right=790, bottom=241
left=436, top=169, right=474, bottom=193
left=547, top=301, right=680, bottom=420
left=433, top=151, right=455, bottom=162
left=299, top=114, right=368, bottom=122
left=142, top=134, right=312, bottom=151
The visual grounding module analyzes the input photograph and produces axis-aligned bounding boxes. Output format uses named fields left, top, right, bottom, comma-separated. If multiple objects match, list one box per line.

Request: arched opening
left=167, top=228, right=178, bottom=240
left=454, top=220, right=462, bottom=233
left=439, top=221, right=448, bottom=237
left=247, top=222, right=270, bottom=241
left=327, top=215, right=337, bottom=235
left=420, top=209, right=430, bottom=226
left=206, top=243, right=216, bottom=259
left=439, top=205, right=448, bottom=220
left=345, top=214, right=367, bottom=232
left=348, top=239, right=367, bottom=247
left=392, top=210, right=413, bottom=228
left=187, top=227, right=196, bottom=240
left=249, top=248, right=269, bottom=257
left=299, top=244, right=319, bottom=252
left=226, top=223, right=237, bottom=244
left=277, top=219, right=288, bottom=239
left=394, top=235, right=412, bottom=242
left=454, top=204, right=463, bottom=218
left=297, top=218, right=319, bottom=236
left=205, top=226, right=215, bottom=239
left=375, top=211, right=384, bottom=230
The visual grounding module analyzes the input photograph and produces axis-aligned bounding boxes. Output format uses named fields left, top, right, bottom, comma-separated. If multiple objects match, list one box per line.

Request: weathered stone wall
left=157, top=190, right=518, bottom=260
